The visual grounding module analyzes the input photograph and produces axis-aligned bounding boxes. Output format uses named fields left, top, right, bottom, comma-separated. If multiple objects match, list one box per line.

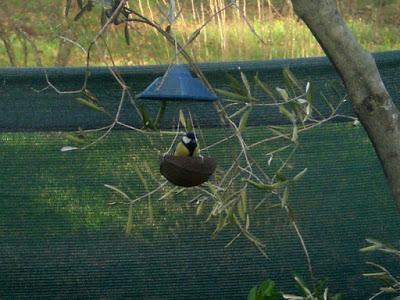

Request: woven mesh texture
left=1, top=52, right=400, bottom=299
left=1, top=51, right=399, bottom=131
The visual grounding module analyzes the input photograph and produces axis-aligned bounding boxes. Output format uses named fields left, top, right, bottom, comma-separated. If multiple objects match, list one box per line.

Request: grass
left=0, top=122, right=394, bottom=235
left=1, top=123, right=400, bottom=298
left=0, top=1, right=399, bottom=67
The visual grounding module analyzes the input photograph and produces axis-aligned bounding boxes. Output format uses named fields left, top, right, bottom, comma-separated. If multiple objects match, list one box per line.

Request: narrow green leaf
left=365, top=238, right=383, bottom=245
left=160, top=188, right=176, bottom=201
left=83, top=88, right=99, bottom=102
left=148, top=198, right=154, bottom=224
left=332, top=293, right=343, bottom=300
left=275, top=172, right=287, bottom=182
left=279, top=105, right=295, bottom=123
left=288, top=101, right=302, bottom=121
left=205, top=208, right=214, bottom=223
left=228, top=104, right=250, bottom=119
left=238, top=190, right=247, bottom=221
left=361, top=272, right=388, bottom=277
left=320, top=92, right=335, bottom=113
left=228, top=210, right=236, bottom=225
left=215, top=88, right=258, bottom=103
left=196, top=201, right=205, bottom=215
left=294, top=275, right=312, bottom=296
left=207, top=182, right=218, bottom=195
left=179, top=109, right=187, bottom=129
left=303, top=103, right=311, bottom=122
left=138, top=104, right=155, bottom=129
left=214, top=213, right=227, bottom=234
left=291, top=123, right=298, bottom=144
left=154, top=101, right=167, bottom=129
left=276, top=87, right=289, bottom=101
left=268, top=126, right=291, bottom=140
left=186, top=116, right=194, bottom=132
left=254, top=74, right=275, bottom=99
left=380, top=287, right=396, bottom=292
left=305, top=81, right=315, bottom=104
left=226, top=73, right=247, bottom=95
left=61, top=146, right=79, bottom=152
left=293, top=168, right=308, bottom=181
left=133, top=164, right=149, bottom=192
left=237, top=202, right=245, bottom=221
left=126, top=202, right=134, bottom=235
left=281, top=187, right=288, bottom=208
left=360, top=244, right=381, bottom=253
left=287, top=206, right=296, bottom=223
left=258, top=280, right=281, bottom=299
left=240, top=189, right=247, bottom=214
left=247, top=286, right=257, bottom=300
left=238, top=109, right=250, bottom=133
left=76, top=97, right=105, bottom=113
left=283, top=68, right=302, bottom=91
left=240, top=71, right=251, bottom=97
left=65, top=133, right=85, bottom=144
left=245, top=179, right=288, bottom=191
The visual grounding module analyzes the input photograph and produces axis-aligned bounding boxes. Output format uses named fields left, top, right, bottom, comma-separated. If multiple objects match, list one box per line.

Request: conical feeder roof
left=136, top=65, right=218, bottom=102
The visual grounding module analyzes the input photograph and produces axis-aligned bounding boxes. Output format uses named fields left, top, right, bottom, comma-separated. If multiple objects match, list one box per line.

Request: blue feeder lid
left=136, top=65, right=218, bottom=102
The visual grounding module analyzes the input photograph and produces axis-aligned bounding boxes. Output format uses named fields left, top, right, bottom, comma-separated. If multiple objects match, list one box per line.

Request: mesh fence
left=1, top=51, right=400, bottom=299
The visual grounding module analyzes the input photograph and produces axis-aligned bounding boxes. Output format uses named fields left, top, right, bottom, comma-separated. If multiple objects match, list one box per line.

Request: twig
left=286, top=205, right=315, bottom=282
left=106, top=181, right=169, bottom=204
left=81, top=88, right=127, bottom=150
left=104, top=184, right=133, bottom=202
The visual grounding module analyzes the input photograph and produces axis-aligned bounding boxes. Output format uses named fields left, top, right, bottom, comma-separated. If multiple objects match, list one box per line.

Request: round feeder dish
left=160, top=155, right=217, bottom=187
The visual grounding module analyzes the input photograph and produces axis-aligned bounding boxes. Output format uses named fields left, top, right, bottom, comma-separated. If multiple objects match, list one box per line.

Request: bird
left=174, top=132, right=199, bottom=157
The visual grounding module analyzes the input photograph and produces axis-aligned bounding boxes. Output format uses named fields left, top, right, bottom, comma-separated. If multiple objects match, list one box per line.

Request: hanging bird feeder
left=136, top=64, right=218, bottom=187
left=136, top=65, right=218, bottom=102
left=159, top=155, right=217, bottom=187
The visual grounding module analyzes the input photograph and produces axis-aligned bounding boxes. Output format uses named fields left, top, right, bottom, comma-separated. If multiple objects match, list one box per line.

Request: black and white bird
left=174, top=132, right=199, bottom=157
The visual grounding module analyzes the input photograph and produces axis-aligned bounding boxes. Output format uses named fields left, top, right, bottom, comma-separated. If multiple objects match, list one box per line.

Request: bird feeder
left=136, top=65, right=218, bottom=187
left=136, top=65, right=218, bottom=102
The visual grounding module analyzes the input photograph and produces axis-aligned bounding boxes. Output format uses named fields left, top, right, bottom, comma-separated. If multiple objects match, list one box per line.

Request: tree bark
left=0, top=27, right=17, bottom=66
left=291, top=0, right=400, bottom=210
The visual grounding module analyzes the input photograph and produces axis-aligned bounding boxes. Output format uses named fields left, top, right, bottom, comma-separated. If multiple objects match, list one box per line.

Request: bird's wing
left=174, top=142, right=190, bottom=157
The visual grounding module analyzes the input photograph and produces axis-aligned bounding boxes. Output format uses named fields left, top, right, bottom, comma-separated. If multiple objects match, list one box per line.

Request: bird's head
left=182, top=132, right=197, bottom=146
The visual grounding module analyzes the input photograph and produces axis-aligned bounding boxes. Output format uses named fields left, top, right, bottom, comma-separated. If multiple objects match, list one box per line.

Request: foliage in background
left=360, top=239, right=400, bottom=299
left=247, top=277, right=342, bottom=300
left=3, top=1, right=398, bottom=298
left=0, top=0, right=399, bottom=67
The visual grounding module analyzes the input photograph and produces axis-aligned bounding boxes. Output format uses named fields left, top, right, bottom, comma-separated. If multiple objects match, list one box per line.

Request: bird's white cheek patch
left=182, top=136, right=190, bottom=144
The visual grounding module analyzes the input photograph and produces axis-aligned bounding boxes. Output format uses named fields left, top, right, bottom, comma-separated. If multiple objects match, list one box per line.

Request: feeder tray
left=160, top=155, right=217, bottom=187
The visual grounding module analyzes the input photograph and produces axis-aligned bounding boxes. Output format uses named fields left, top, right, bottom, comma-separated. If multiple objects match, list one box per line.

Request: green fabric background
left=1, top=51, right=400, bottom=299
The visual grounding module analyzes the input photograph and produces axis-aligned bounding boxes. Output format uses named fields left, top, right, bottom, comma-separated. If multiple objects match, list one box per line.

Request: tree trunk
left=291, top=0, right=400, bottom=210
left=281, top=0, right=294, bottom=17
left=55, top=29, right=75, bottom=67
left=55, top=4, right=76, bottom=67
left=0, top=27, right=17, bottom=66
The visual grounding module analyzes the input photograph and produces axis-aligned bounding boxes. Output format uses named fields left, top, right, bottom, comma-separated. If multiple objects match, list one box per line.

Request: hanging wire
left=163, top=118, right=181, bottom=156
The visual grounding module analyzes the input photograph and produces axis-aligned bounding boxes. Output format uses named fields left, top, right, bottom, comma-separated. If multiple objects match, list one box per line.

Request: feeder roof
left=136, top=65, right=218, bottom=102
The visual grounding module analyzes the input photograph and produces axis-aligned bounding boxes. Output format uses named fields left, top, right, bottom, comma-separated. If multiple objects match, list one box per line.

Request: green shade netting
left=1, top=51, right=400, bottom=299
